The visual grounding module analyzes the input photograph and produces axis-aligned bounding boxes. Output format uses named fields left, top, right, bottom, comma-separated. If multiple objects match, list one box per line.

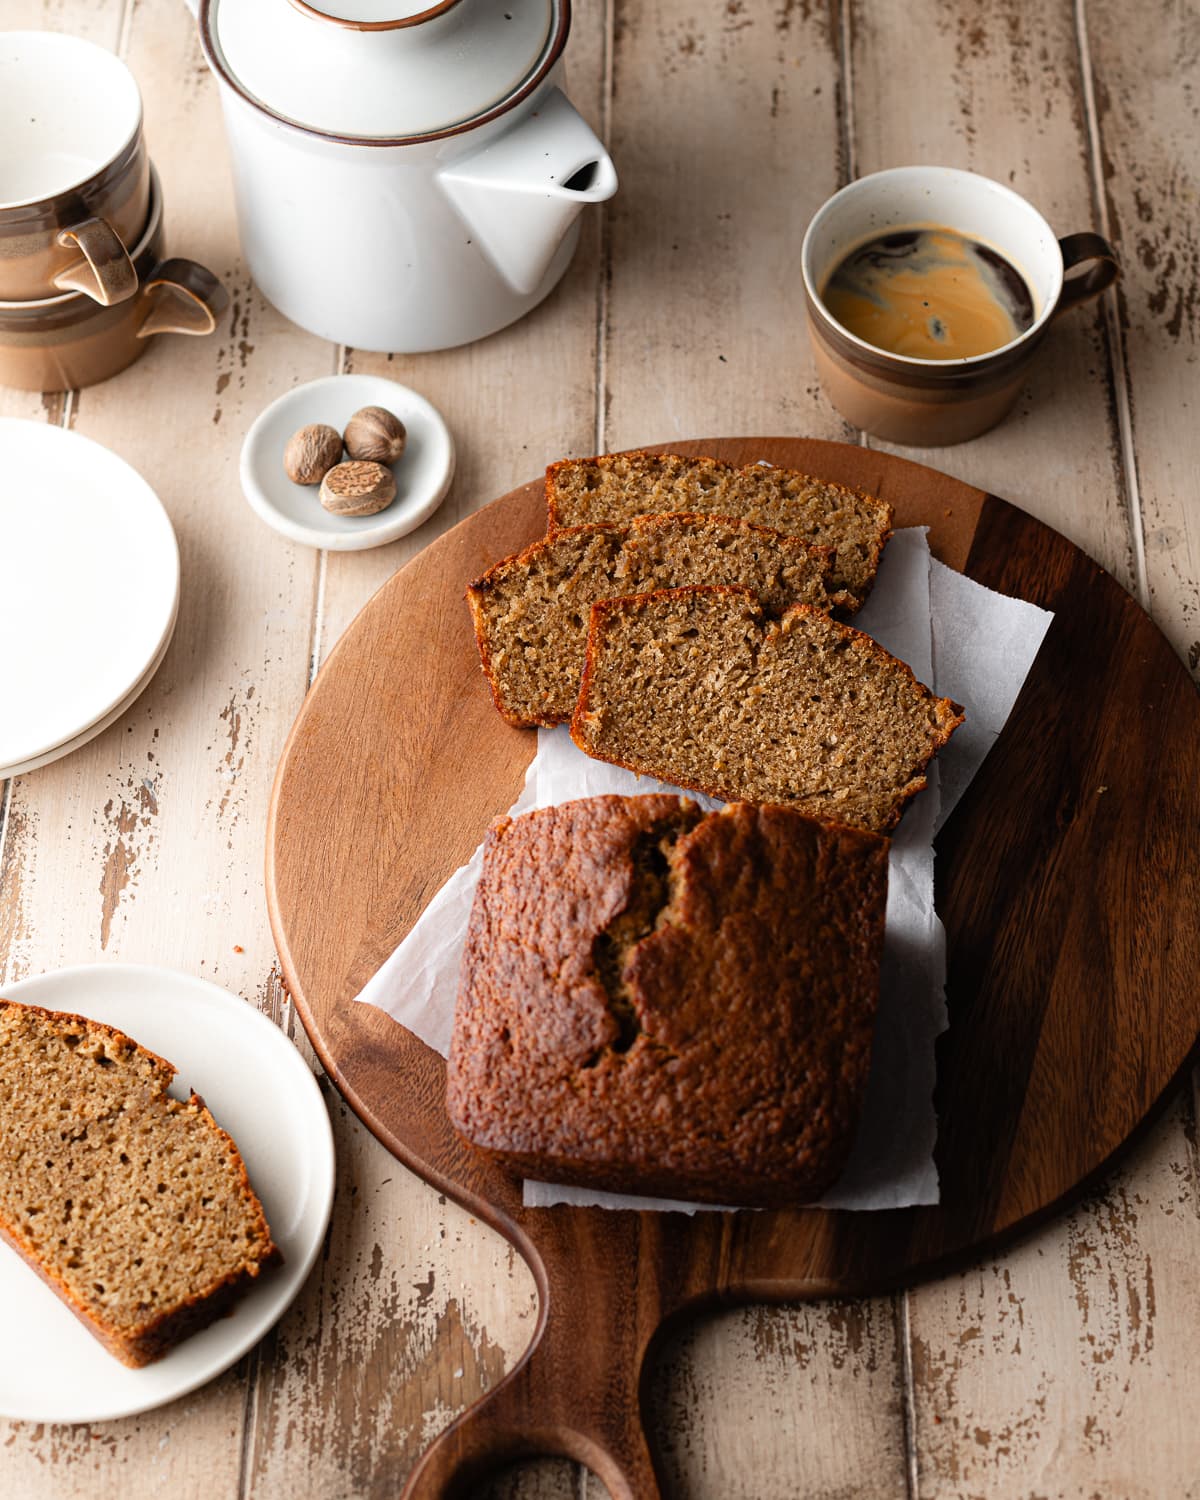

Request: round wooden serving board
left=267, top=438, right=1200, bottom=1499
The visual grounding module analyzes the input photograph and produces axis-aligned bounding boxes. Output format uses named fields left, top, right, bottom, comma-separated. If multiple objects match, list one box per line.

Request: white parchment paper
left=355, top=529, right=1053, bottom=1213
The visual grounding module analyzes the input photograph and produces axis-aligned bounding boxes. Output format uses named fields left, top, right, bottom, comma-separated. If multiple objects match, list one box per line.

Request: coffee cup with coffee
left=0, top=32, right=151, bottom=307
left=801, top=166, right=1119, bottom=446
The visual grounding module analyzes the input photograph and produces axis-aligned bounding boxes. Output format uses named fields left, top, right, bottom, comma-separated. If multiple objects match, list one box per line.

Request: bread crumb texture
left=467, top=512, right=845, bottom=728
left=0, top=1000, right=279, bottom=1366
left=447, top=795, right=889, bottom=1206
left=546, top=451, right=893, bottom=604
left=572, top=586, right=963, bottom=833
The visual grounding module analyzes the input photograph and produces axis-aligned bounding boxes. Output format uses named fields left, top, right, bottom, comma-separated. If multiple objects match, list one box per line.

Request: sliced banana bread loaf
left=467, top=512, right=845, bottom=728
left=571, top=586, right=963, bottom=833
left=0, top=1000, right=280, bottom=1367
left=546, top=451, right=893, bottom=605
left=447, top=795, right=889, bottom=1206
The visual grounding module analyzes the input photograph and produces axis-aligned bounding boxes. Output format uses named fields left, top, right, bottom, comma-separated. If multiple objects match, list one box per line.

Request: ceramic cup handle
left=52, top=217, right=139, bottom=306
left=136, top=257, right=230, bottom=339
left=1054, top=232, right=1120, bottom=318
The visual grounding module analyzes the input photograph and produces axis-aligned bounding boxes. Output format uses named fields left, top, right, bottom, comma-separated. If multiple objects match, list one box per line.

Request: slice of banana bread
left=546, top=451, right=893, bottom=605
left=571, top=586, right=963, bottom=833
left=467, top=512, right=845, bottom=729
left=447, top=795, right=889, bottom=1207
left=0, top=1000, right=280, bottom=1367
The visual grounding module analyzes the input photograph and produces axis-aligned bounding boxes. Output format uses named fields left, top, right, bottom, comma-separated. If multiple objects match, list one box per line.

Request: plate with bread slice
left=0, top=963, right=334, bottom=1423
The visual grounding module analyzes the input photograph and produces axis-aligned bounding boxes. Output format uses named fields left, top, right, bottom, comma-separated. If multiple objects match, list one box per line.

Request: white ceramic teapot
left=191, top=0, right=616, bottom=351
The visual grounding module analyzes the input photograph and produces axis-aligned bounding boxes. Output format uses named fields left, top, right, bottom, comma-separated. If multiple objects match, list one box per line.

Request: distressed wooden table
left=3, top=0, right=1198, bottom=1495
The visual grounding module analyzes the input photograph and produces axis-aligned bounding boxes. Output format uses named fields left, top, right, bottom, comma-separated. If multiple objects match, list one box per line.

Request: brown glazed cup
left=801, top=166, right=1119, bottom=446
left=0, top=169, right=229, bottom=392
left=0, top=32, right=151, bottom=306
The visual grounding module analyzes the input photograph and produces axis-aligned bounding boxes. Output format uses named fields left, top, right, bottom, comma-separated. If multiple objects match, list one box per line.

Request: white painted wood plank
left=318, top=22, right=613, bottom=655
left=1, top=0, right=122, bottom=46
left=910, top=1099, right=1200, bottom=1499
left=4, top=0, right=1199, bottom=1495
left=848, top=0, right=1136, bottom=587
left=0, top=0, right=330, bottom=1493
left=603, top=0, right=856, bottom=447
left=1084, top=0, right=1200, bottom=671
left=646, top=1296, right=908, bottom=1500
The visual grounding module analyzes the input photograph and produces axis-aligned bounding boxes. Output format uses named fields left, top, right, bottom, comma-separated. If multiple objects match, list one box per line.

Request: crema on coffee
left=820, top=227, right=1035, bottom=360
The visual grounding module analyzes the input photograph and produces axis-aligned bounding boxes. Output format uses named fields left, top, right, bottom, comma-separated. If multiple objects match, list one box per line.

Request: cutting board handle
left=400, top=1370, right=661, bottom=1498
left=401, top=1223, right=665, bottom=1499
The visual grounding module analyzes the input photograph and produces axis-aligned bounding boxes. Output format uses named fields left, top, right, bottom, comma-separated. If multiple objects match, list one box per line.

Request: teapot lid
left=202, top=0, right=565, bottom=142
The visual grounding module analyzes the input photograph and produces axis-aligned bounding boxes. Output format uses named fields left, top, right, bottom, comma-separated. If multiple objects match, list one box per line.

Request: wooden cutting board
left=266, top=438, right=1200, bottom=1500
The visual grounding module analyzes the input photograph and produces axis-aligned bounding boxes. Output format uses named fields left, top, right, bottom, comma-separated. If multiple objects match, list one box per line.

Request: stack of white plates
left=0, top=419, right=179, bottom=779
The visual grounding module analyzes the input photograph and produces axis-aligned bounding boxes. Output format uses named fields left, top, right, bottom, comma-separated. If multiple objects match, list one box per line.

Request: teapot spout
left=439, top=88, right=617, bottom=296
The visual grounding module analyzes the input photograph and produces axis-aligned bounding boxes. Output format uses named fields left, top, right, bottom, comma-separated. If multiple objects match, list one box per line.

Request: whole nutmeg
left=319, top=460, right=397, bottom=517
left=284, top=423, right=343, bottom=485
left=343, top=405, right=407, bottom=465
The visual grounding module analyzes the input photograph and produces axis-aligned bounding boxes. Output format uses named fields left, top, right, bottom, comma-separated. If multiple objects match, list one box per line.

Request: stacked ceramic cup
left=0, top=32, right=229, bottom=392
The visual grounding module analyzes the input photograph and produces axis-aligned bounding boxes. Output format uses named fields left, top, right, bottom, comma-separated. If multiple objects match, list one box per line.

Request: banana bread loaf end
left=447, top=795, right=889, bottom=1207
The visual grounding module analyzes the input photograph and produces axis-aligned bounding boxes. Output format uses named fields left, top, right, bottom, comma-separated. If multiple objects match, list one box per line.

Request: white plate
left=0, top=421, right=180, bottom=769
left=0, top=964, right=335, bottom=1424
left=240, top=374, right=455, bottom=551
left=0, top=590, right=178, bottom=781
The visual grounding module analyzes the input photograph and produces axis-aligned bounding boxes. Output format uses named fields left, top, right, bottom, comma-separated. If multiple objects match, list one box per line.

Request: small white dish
left=0, top=420, right=180, bottom=770
left=0, top=591, right=178, bottom=780
left=240, top=374, right=454, bottom=551
left=0, top=963, right=336, bottom=1424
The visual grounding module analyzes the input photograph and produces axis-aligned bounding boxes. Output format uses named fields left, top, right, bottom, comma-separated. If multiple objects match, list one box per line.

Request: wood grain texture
left=910, top=1095, right=1200, bottom=1500
left=317, top=5, right=609, bottom=662
left=645, top=1295, right=910, bottom=1499
left=603, top=0, right=855, bottom=445
left=1085, top=0, right=1200, bottom=672
left=267, top=437, right=1200, bottom=1495
left=0, top=0, right=323, bottom=1492
left=243, top=1085, right=538, bottom=1498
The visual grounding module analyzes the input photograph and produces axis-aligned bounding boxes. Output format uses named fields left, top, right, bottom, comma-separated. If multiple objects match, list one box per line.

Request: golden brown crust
left=570, top=586, right=963, bottom=833
left=0, top=1201, right=279, bottom=1368
left=0, top=1214, right=143, bottom=1366
left=465, top=578, right=552, bottom=729
left=466, top=522, right=622, bottom=598
left=0, top=997, right=178, bottom=1078
left=447, top=796, right=889, bottom=1206
left=467, top=515, right=838, bottom=601
left=545, top=451, right=894, bottom=604
left=0, top=999, right=281, bottom=1367
left=545, top=451, right=890, bottom=519
left=465, top=522, right=626, bottom=730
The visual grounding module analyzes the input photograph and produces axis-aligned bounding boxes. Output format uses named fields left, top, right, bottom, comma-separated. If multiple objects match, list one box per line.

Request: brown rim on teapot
left=286, top=0, right=462, bottom=33
left=197, top=0, right=572, bottom=147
